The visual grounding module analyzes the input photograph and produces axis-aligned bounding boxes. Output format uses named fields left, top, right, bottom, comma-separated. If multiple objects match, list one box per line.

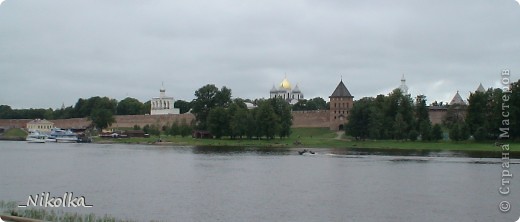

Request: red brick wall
left=291, top=110, right=330, bottom=128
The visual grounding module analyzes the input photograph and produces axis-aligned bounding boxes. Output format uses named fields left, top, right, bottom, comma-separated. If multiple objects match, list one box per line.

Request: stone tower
left=329, top=80, right=354, bottom=131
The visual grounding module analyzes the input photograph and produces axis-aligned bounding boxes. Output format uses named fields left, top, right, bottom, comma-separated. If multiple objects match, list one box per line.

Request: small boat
left=26, top=131, right=47, bottom=143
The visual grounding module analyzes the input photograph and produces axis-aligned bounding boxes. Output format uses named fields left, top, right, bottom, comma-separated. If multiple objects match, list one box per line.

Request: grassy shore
left=0, top=128, right=27, bottom=141
left=96, top=128, right=520, bottom=152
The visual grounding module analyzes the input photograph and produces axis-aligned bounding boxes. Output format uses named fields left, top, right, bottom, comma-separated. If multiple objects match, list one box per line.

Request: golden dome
left=280, top=78, right=291, bottom=90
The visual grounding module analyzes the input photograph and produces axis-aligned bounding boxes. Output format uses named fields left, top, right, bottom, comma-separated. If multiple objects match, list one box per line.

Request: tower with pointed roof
left=449, top=91, right=466, bottom=106
left=269, top=76, right=304, bottom=104
left=329, top=79, right=354, bottom=131
left=476, top=83, right=486, bottom=93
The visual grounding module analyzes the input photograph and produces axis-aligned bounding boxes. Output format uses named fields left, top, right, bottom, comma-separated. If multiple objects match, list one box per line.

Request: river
left=0, top=141, right=519, bottom=222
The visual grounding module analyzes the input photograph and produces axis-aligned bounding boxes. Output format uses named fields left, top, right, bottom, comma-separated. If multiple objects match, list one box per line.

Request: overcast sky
left=1, top=0, right=519, bottom=109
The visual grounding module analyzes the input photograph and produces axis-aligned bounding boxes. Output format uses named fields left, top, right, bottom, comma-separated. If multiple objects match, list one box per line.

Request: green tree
left=270, top=98, right=292, bottom=138
left=419, top=120, right=432, bottom=141
left=256, top=101, right=279, bottom=139
left=229, top=102, right=248, bottom=139
left=345, top=97, right=372, bottom=139
left=431, top=124, right=443, bottom=141
left=449, top=124, right=461, bottom=141
left=245, top=109, right=258, bottom=139
left=191, top=84, right=232, bottom=130
left=174, top=100, right=192, bottom=114
left=207, top=107, right=229, bottom=139
left=169, top=120, right=180, bottom=136
left=179, top=118, right=192, bottom=137
left=88, top=109, right=116, bottom=130
left=409, top=130, right=419, bottom=141
left=142, top=101, right=151, bottom=114
left=466, top=91, right=487, bottom=134
left=474, top=127, right=488, bottom=142
left=510, top=80, right=520, bottom=139
left=393, top=113, right=408, bottom=140
left=117, top=97, right=145, bottom=115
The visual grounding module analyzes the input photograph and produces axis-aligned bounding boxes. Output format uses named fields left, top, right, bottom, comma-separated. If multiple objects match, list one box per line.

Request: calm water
left=0, top=141, right=519, bottom=222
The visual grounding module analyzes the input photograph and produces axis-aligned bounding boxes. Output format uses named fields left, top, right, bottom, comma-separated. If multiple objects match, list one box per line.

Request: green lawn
left=0, top=128, right=27, bottom=140
left=96, top=127, right=520, bottom=152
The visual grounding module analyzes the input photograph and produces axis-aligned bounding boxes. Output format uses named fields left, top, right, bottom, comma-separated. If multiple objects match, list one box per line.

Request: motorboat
left=26, top=131, right=47, bottom=143
left=49, top=128, right=78, bottom=143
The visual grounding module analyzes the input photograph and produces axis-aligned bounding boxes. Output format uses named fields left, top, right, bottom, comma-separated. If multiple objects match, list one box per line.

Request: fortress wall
left=111, top=113, right=195, bottom=128
left=0, top=114, right=196, bottom=130
left=2, top=111, right=330, bottom=130
left=52, top=118, right=90, bottom=129
left=0, top=119, right=31, bottom=129
left=429, top=109, right=447, bottom=125
left=291, top=110, right=330, bottom=128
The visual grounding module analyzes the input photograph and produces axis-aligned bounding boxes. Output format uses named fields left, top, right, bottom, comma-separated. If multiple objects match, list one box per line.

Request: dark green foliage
left=346, top=90, right=419, bottom=141
left=270, top=98, right=292, bottom=138
left=449, top=124, right=460, bottom=141
left=431, top=124, right=443, bottom=141
left=133, top=125, right=141, bottom=130
left=179, top=118, right=192, bottom=137
left=510, top=81, right=520, bottom=139
left=207, top=107, right=229, bottom=139
left=409, top=130, right=419, bottom=141
left=292, top=97, right=328, bottom=111
left=117, top=97, right=145, bottom=115
left=88, top=109, right=115, bottom=130
left=169, top=121, right=180, bottom=136
left=419, top=120, right=432, bottom=141
left=474, top=127, right=488, bottom=142
left=191, top=84, right=232, bottom=130
left=256, top=101, right=279, bottom=139
left=449, top=123, right=469, bottom=141
left=174, top=100, right=192, bottom=114
left=229, top=102, right=248, bottom=139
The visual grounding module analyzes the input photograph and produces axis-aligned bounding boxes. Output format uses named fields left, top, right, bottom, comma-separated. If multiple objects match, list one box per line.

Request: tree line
left=190, top=84, right=292, bottom=139
left=345, top=79, right=520, bottom=141
left=0, top=97, right=193, bottom=120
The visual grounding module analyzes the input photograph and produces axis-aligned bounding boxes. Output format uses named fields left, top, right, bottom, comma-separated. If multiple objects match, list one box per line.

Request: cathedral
left=269, top=76, right=304, bottom=104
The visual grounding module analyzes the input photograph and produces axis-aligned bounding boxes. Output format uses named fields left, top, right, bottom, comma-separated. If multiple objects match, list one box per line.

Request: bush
left=474, top=127, right=488, bottom=142
left=409, top=130, right=419, bottom=141
left=449, top=124, right=460, bottom=141
left=431, top=124, right=443, bottom=141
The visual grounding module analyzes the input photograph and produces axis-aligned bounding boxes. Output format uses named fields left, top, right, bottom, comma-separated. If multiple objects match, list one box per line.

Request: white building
left=150, top=85, right=180, bottom=115
left=27, top=119, right=54, bottom=133
left=399, top=74, right=409, bottom=95
left=269, top=76, right=304, bottom=105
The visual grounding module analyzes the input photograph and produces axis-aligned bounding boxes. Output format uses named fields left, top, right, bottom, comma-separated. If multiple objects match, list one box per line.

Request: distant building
left=399, top=74, right=409, bottom=94
left=27, top=119, right=54, bottom=133
left=150, top=84, right=180, bottom=115
left=476, top=83, right=486, bottom=93
left=329, top=80, right=354, bottom=131
left=270, top=76, right=304, bottom=105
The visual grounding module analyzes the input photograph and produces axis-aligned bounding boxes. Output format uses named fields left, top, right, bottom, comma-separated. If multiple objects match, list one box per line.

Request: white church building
left=150, top=85, right=180, bottom=115
left=269, top=76, right=304, bottom=105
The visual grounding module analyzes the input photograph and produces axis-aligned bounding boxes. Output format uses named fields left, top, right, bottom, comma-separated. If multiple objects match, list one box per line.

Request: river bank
left=94, top=128, right=520, bottom=154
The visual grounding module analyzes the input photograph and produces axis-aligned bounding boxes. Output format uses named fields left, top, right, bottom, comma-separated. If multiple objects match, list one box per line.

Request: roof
left=270, top=85, right=277, bottom=93
left=280, top=77, right=291, bottom=90
left=476, top=83, right=485, bottom=93
left=330, top=80, right=353, bottom=98
left=292, top=84, right=301, bottom=93
left=449, top=91, right=466, bottom=105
